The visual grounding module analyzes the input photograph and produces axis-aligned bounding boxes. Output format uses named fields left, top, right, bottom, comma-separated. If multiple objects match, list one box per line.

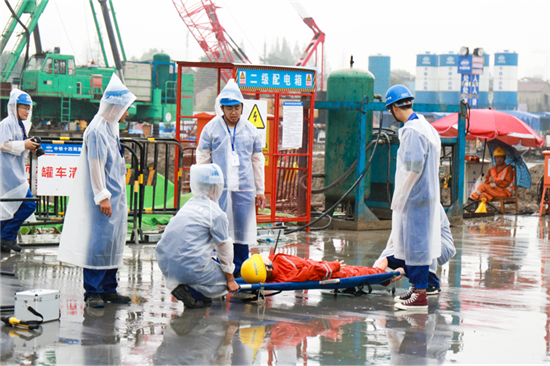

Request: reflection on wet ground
left=1, top=215, right=549, bottom=365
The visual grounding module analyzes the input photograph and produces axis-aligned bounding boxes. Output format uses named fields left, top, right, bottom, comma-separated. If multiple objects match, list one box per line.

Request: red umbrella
left=431, top=109, right=544, bottom=148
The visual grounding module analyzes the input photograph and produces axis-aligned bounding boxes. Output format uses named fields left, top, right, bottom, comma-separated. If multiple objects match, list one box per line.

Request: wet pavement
left=1, top=214, right=549, bottom=365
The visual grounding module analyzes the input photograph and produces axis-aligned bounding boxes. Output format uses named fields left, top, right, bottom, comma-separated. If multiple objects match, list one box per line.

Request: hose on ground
left=309, top=212, right=333, bottom=231
left=301, top=129, right=396, bottom=195
left=299, top=160, right=357, bottom=194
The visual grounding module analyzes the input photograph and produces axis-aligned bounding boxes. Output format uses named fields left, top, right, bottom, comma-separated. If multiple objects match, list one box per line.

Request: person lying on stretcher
left=240, top=253, right=405, bottom=284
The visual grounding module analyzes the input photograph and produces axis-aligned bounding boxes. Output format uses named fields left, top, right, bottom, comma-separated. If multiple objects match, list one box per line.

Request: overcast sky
left=2, top=0, right=549, bottom=80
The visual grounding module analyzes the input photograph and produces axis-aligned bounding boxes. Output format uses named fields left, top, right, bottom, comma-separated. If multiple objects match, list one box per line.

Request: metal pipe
left=98, top=0, right=124, bottom=82
left=33, top=23, right=42, bottom=54
left=108, top=0, right=126, bottom=62
left=89, top=0, right=109, bottom=67
left=481, top=138, right=487, bottom=177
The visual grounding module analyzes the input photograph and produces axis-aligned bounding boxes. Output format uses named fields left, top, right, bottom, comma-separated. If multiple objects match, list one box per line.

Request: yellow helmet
left=493, top=147, right=506, bottom=157
left=239, top=326, right=265, bottom=350
left=241, top=254, right=267, bottom=284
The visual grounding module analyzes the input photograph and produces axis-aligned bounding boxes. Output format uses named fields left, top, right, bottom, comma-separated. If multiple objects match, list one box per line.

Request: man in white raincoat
left=57, top=74, right=136, bottom=308
left=0, top=89, right=39, bottom=252
left=197, top=79, right=265, bottom=277
left=156, top=164, right=239, bottom=309
left=385, top=85, right=442, bottom=311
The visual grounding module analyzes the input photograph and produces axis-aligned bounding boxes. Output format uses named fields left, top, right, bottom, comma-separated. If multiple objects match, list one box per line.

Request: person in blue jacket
left=0, top=89, right=39, bottom=252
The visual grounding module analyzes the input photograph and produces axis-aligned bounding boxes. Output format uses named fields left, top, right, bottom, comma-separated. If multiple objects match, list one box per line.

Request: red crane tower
left=292, top=3, right=325, bottom=90
left=172, top=0, right=251, bottom=81
left=173, top=1, right=325, bottom=89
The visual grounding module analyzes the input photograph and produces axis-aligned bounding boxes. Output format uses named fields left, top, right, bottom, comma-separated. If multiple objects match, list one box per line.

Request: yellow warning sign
left=306, top=73, right=312, bottom=87
left=248, top=104, right=265, bottom=129
left=238, top=71, right=246, bottom=86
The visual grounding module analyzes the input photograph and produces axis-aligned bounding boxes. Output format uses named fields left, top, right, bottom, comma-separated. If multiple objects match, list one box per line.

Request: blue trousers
left=188, top=286, right=205, bottom=300
left=0, top=190, right=36, bottom=242
left=83, top=268, right=118, bottom=299
left=386, top=255, right=439, bottom=290
left=233, top=243, right=249, bottom=276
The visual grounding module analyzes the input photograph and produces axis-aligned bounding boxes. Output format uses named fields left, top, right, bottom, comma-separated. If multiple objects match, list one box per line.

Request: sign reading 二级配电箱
left=236, top=67, right=315, bottom=92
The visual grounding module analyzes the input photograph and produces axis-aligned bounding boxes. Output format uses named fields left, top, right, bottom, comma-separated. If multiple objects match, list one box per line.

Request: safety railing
left=124, top=137, right=184, bottom=216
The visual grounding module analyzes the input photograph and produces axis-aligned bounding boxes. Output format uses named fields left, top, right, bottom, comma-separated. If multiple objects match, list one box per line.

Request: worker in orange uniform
left=240, top=253, right=403, bottom=284
left=470, top=147, right=514, bottom=202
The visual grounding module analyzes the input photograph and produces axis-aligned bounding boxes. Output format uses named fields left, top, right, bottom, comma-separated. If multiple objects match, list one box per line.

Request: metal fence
left=10, top=136, right=185, bottom=245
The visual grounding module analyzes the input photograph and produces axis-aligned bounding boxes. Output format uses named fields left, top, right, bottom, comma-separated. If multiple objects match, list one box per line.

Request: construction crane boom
left=97, top=0, right=125, bottom=82
left=172, top=0, right=251, bottom=81
left=1, top=0, right=49, bottom=82
left=173, top=1, right=324, bottom=88
left=292, top=2, right=325, bottom=90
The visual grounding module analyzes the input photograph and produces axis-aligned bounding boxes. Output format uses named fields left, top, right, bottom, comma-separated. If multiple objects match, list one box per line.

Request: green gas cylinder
left=324, top=66, right=375, bottom=205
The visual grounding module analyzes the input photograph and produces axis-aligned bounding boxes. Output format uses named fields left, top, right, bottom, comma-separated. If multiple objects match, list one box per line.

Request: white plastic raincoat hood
left=57, top=74, right=136, bottom=269
left=214, top=79, right=245, bottom=118
left=190, top=163, right=224, bottom=202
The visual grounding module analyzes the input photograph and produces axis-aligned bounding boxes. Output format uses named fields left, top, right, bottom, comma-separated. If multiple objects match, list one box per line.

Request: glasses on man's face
left=224, top=106, right=241, bottom=113
left=265, top=264, right=273, bottom=271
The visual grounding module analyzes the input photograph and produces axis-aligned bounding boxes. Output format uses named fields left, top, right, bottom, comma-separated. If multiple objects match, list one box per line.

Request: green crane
left=1, top=0, right=49, bottom=82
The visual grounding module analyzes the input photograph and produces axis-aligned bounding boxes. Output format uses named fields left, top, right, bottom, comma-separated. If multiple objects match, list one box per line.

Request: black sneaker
left=101, top=292, right=131, bottom=303
left=86, top=293, right=105, bottom=308
left=171, top=285, right=208, bottom=309
left=426, top=285, right=441, bottom=296
left=1, top=240, right=22, bottom=253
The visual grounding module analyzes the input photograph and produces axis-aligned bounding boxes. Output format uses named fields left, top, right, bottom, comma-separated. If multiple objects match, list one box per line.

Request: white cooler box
left=14, top=289, right=60, bottom=322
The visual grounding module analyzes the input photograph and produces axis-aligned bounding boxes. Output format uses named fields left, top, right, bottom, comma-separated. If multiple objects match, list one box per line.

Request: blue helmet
left=16, top=93, right=32, bottom=106
left=385, top=85, right=414, bottom=109
left=220, top=98, right=242, bottom=106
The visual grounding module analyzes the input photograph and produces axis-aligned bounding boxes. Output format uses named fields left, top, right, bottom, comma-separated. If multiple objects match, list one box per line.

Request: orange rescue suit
left=470, top=163, right=514, bottom=202
left=268, top=253, right=384, bottom=283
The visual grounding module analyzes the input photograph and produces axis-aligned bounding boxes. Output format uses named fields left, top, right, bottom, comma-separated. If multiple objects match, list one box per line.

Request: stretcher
left=235, top=270, right=401, bottom=300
